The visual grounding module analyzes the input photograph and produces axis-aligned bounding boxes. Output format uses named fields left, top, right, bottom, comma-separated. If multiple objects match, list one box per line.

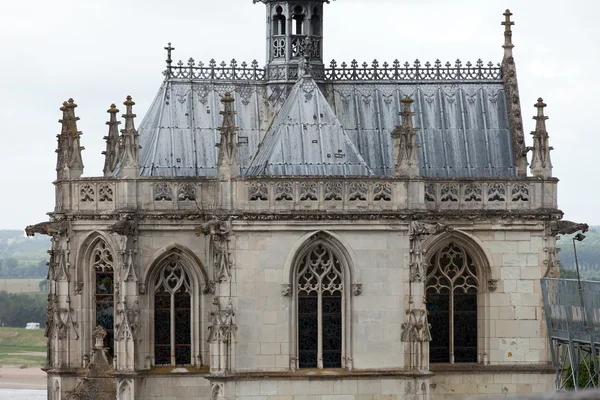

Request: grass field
left=0, top=327, right=46, bottom=366
left=0, top=278, right=47, bottom=294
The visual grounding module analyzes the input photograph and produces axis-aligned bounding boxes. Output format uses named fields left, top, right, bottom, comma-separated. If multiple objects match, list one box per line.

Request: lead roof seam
left=190, top=87, right=199, bottom=176
left=437, top=88, right=450, bottom=178
left=458, top=87, right=472, bottom=177
left=478, top=87, right=493, bottom=176
left=374, top=89, right=387, bottom=173
left=415, top=89, right=429, bottom=171
left=149, top=82, right=170, bottom=175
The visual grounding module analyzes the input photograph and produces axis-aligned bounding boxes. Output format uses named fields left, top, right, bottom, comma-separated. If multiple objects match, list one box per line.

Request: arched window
left=273, top=6, right=286, bottom=35
left=93, top=241, right=114, bottom=356
left=297, top=243, right=343, bottom=368
left=292, top=5, right=305, bottom=35
left=154, top=256, right=192, bottom=365
left=426, top=243, right=479, bottom=363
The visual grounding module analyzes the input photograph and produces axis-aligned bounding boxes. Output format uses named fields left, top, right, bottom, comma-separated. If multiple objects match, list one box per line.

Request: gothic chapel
left=28, top=1, right=570, bottom=399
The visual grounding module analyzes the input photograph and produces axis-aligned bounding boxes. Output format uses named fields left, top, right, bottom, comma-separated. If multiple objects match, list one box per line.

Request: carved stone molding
left=401, top=309, right=432, bottom=343
left=352, top=283, right=362, bottom=296
left=487, top=279, right=499, bottom=292
left=281, top=284, right=291, bottom=296
left=197, top=217, right=234, bottom=284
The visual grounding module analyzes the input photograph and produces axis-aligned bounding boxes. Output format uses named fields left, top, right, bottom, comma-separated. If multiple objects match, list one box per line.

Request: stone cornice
left=50, top=209, right=563, bottom=223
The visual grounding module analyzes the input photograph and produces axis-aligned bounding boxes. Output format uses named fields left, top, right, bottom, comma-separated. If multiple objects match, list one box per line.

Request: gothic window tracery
left=154, top=256, right=192, bottom=365
left=426, top=242, right=479, bottom=364
left=93, top=241, right=114, bottom=356
left=297, top=243, right=343, bottom=369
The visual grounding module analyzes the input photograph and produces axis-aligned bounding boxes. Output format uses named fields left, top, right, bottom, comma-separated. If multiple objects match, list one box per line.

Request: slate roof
left=137, top=63, right=514, bottom=178
left=246, top=76, right=372, bottom=176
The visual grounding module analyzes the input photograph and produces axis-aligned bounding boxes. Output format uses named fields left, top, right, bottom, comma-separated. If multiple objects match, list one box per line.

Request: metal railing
left=541, top=278, right=600, bottom=391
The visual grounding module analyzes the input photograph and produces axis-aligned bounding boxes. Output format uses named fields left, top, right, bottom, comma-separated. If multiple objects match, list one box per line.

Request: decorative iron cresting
left=165, top=58, right=502, bottom=82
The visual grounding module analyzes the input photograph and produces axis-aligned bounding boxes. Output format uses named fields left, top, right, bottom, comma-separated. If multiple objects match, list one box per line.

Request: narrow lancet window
left=426, top=243, right=479, bottom=363
left=297, top=243, right=343, bottom=368
left=292, top=6, right=305, bottom=35
left=93, top=241, right=114, bottom=356
left=273, top=6, right=286, bottom=35
left=154, top=256, right=192, bottom=365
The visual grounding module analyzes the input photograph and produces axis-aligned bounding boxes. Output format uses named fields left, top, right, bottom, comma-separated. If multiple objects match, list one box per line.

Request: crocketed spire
left=118, top=96, right=140, bottom=178
left=391, top=96, right=419, bottom=178
left=501, top=9, right=527, bottom=178
left=56, top=98, right=84, bottom=180
left=102, top=104, right=121, bottom=177
left=530, top=98, right=553, bottom=179
left=217, top=92, right=240, bottom=180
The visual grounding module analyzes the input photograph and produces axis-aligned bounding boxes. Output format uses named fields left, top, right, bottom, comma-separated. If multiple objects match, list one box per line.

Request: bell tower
left=254, top=0, right=329, bottom=82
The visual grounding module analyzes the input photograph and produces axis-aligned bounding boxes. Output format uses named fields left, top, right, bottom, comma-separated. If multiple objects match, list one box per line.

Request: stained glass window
left=297, top=243, right=343, bottom=369
left=426, top=242, right=479, bottom=364
left=154, top=256, right=192, bottom=366
left=93, top=241, right=114, bottom=356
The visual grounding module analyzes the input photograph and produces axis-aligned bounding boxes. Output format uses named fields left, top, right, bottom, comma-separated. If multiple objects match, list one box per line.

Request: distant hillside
left=0, top=230, right=50, bottom=279
left=556, top=226, right=600, bottom=279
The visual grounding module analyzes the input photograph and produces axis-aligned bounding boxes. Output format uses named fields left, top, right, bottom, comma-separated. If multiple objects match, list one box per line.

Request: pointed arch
left=283, top=230, right=360, bottom=285
left=421, top=229, right=497, bottom=284
left=144, top=243, right=209, bottom=290
left=285, top=230, right=356, bottom=370
left=144, top=244, right=209, bottom=367
left=76, top=231, right=120, bottom=358
left=422, top=229, right=494, bottom=364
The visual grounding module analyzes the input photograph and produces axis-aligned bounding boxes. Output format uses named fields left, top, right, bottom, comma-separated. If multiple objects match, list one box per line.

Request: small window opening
left=311, top=7, right=321, bottom=36
left=292, top=6, right=305, bottom=35
left=273, top=6, right=286, bottom=36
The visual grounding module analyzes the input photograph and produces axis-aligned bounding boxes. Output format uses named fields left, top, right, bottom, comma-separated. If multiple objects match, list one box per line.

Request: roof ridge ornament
left=56, top=98, right=85, bottom=180
left=102, top=104, right=121, bottom=177
left=529, top=98, right=553, bottom=179
left=165, top=42, right=175, bottom=74
left=391, top=96, right=420, bottom=178
left=118, top=96, right=140, bottom=178
left=502, top=9, right=514, bottom=57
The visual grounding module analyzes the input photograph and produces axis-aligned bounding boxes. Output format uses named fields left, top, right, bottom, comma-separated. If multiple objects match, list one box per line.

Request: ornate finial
left=221, top=91, right=235, bottom=105
left=392, top=95, right=419, bottom=178
left=502, top=9, right=514, bottom=54
left=217, top=92, right=239, bottom=181
left=118, top=95, right=140, bottom=178
left=103, top=104, right=121, bottom=177
left=165, top=42, right=175, bottom=67
left=530, top=97, right=553, bottom=179
left=56, top=98, right=84, bottom=179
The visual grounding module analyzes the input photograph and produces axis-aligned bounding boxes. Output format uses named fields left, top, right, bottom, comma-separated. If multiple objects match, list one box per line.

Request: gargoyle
left=107, top=219, right=136, bottom=237
left=25, top=221, right=67, bottom=238
left=549, top=220, right=589, bottom=236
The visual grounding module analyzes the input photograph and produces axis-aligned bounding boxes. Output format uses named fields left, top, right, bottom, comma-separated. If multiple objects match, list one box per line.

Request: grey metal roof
left=325, top=82, right=514, bottom=177
left=246, top=76, right=372, bottom=176
left=137, top=69, right=514, bottom=178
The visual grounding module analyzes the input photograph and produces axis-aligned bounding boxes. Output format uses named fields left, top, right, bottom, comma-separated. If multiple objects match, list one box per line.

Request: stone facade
left=27, top=3, right=568, bottom=400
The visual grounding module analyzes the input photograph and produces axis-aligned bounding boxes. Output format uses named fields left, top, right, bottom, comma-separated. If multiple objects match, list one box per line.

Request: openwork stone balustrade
left=65, top=178, right=557, bottom=214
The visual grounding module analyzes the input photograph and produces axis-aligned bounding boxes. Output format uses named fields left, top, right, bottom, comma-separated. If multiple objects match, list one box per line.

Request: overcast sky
left=1, top=0, right=598, bottom=230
